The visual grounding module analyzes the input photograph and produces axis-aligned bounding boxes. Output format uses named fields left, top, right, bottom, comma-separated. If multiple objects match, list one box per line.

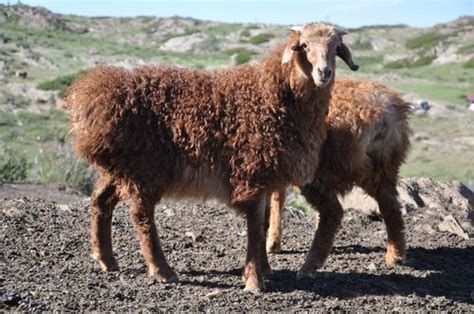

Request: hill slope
left=0, top=4, right=473, bottom=190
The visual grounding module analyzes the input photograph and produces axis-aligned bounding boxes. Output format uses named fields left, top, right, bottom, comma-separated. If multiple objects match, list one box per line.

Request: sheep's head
left=282, top=23, right=359, bottom=88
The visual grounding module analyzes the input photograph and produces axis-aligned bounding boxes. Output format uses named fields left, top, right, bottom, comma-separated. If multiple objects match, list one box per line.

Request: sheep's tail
left=64, top=66, right=129, bottom=163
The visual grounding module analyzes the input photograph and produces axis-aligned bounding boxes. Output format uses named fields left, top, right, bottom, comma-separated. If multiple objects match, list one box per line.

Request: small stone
left=204, top=289, right=221, bottom=299
left=3, top=292, right=21, bottom=306
left=438, top=215, right=469, bottom=240
left=367, top=262, right=377, bottom=272
left=58, top=204, right=70, bottom=211
left=164, top=208, right=175, bottom=217
left=185, top=231, right=203, bottom=242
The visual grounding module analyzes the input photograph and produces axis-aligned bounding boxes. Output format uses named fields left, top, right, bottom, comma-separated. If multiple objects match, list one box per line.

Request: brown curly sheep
left=265, top=79, right=411, bottom=279
left=65, top=23, right=359, bottom=292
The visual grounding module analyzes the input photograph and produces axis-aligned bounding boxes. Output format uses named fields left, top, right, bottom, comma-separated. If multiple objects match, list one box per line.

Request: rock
left=438, top=215, right=470, bottom=240
left=185, top=231, right=204, bottom=242
left=3, top=291, right=21, bottom=306
left=4, top=4, right=70, bottom=31
left=164, top=207, right=175, bottom=217
left=15, top=70, right=27, bottom=79
left=161, top=33, right=208, bottom=52
left=58, top=204, right=70, bottom=211
left=204, top=289, right=221, bottom=299
left=0, top=9, right=6, bottom=23
left=367, top=262, right=377, bottom=272
left=285, top=207, right=306, bottom=220
left=339, top=178, right=473, bottom=222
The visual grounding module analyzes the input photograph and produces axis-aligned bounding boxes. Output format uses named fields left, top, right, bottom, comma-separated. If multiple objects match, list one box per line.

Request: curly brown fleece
left=65, top=23, right=357, bottom=291
left=266, top=79, right=411, bottom=277
left=67, top=49, right=328, bottom=209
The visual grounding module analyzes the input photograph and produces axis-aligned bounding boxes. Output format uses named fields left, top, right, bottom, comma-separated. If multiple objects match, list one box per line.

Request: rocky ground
left=1, top=179, right=473, bottom=311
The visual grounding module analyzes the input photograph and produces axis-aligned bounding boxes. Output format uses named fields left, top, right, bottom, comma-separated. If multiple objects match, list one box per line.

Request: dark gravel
left=1, top=183, right=473, bottom=311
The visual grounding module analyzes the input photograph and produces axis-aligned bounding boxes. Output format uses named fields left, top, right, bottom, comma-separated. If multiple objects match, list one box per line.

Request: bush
left=249, top=33, right=274, bottom=45
left=37, top=70, right=87, bottom=98
left=34, top=142, right=96, bottom=194
left=405, top=32, right=448, bottom=50
left=463, top=57, right=474, bottom=69
left=234, top=52, right=251, bottom=65
left=0, top=143, right=29, bottom=182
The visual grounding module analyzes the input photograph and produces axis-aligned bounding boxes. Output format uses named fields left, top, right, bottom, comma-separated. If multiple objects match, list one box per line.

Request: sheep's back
left=315, top=79, right=411, bottom=192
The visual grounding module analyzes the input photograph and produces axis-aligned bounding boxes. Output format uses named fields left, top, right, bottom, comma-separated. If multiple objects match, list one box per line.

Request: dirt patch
left=0, top=180, right=473, bottom=311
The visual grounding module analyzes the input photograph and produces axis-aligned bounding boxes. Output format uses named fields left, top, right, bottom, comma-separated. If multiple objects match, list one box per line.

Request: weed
left=249, top=33, right=274, bottom=45
left=0, top=142, right=29, bottom=181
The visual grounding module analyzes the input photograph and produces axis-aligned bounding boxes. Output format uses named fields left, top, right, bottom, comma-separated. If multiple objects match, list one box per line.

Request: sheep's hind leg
left=90, top=178, right=119, bottom=271
left=370, top=182, right=406, bottom=266
left=130, top=194, right=178, bottom=283
left=297, top=189, right=343, bottom=280
left=266, top=188, right=286, bottom=254
left=242, top=197, right=267, bottom=293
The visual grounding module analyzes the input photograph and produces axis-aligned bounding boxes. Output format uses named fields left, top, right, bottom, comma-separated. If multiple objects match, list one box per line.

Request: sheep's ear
left=282, top=26, right=303, bottom=64
left=282, top=44, right=295, bottom=64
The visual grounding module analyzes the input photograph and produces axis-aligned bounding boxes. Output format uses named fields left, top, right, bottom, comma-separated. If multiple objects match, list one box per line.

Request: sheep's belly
left=162, top=164, right=231, bottom=204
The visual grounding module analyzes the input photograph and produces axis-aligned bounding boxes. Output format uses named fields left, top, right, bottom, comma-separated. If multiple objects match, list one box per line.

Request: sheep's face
left=282, top=23, right=359, bottom=88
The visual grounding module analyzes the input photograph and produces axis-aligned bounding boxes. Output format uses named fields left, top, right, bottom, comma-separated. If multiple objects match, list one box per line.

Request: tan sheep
left=266, top=79, right=411, bottom=279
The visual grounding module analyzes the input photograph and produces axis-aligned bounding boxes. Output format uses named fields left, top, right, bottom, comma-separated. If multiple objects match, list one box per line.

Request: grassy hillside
left=1, top=4, right=473, bottom=195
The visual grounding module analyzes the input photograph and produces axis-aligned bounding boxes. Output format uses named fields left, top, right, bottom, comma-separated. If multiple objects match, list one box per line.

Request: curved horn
left=337, top=43, right=359, bottom=71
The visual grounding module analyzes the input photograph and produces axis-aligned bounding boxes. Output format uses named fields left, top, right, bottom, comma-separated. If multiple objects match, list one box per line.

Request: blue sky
left=2, top=0, right=473, bottom=27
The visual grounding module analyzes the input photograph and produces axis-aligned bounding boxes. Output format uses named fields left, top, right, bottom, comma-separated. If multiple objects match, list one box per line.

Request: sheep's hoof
left=243, top=277, right=264, bottom=294
left=161, top=274, right=179, bottom=284
left=149, top=266, right=179, bottom=283
left=91, top=253, right=119, bottom=272
left=266, top=239, right=282, bottom=254
left=386, top=253, right=405, bottom=266
left=385, top=244, right=406, bottom=266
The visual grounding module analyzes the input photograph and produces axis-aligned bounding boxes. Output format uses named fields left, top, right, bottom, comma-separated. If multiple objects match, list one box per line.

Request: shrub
left=457, top=43, right=474, bottom=55
left=0, top=143, right=29, bottom=182
left=234, top=52, right=251, bottom=65
left=249, top=33, right=274, bottom=45
left=240, top=29, right=251, bottom=37
left=34, top=142, right=96, bottom=194
left=463, top=57, right=474, bottom=69
left=37, top=70, right=87, bottom=98
left=406, top=32, right=448, bottom=50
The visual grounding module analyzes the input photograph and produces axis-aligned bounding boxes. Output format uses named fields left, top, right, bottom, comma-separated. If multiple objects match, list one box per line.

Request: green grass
left=405, top=32, right=449, bottom=50
left=37, top=70, right=87, bottom=98
left=249, top=33, right=274, bottom=45
left=400, top=114, right=474, bottom=183
left=388, top=81, right=469, bottom=107
left=0, top=142, right=29, bottom=181
left=457, top=42, right=474, bottom=54
left=384, top=55, right=435, bottom=69
left=223, top=47, right=256, bottom=65
left=463, top=57, right=474, bottom=69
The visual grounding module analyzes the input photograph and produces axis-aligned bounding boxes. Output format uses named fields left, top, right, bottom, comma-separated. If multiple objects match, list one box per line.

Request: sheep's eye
left=300, top=43, right=308, bottom=49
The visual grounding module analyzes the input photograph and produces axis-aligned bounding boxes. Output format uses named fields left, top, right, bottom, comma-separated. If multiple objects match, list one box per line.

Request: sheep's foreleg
left=90, top=178, right=119, bottom=271
left=298, top=190, right=343, bottom=279
left=243, top=197, right=267, bottom=293
left=372, top=182, right=406, bottom=266
left=266, top=188, right=286, bottom=254
left=130, top=195, right=178, bottom=283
